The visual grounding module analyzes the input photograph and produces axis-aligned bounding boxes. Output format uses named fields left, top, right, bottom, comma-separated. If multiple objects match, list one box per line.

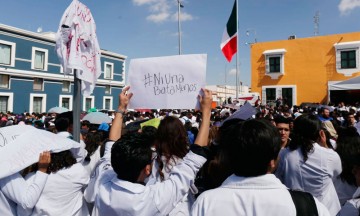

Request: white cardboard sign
left=0, top=125, right=79, bottom=179
left=128, top=54, right=207, bottom=109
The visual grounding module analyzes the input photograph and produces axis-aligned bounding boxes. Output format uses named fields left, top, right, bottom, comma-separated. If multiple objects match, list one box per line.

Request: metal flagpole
left=73, top=70, right=81, bottom=142
left=235, top=0, right=239, bottom=102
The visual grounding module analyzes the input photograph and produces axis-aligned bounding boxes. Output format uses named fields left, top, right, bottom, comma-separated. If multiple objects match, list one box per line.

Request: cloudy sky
left=1, top=0, right=360, bottom=88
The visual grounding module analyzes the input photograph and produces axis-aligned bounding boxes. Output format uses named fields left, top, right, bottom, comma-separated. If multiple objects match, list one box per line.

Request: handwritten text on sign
left=128, top=54, right=207, bottom=109
left=143, top=73, right=197, bottom=95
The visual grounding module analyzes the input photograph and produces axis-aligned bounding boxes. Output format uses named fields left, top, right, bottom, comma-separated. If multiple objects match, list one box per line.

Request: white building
left=206, top=84, right=250, bottom=105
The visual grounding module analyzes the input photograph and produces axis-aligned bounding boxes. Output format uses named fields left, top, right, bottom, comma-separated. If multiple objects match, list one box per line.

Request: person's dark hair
left=47, top=150, right=76, bottom=173
left=221, top=119, right=281, bottom=177
left=155, top=116, right=189, bottom=181
left=336, top=127, right=360, bottom=186
left=111, top=133, right=152, bottom=183
left=141, top=126, right=157, bottom=146
left=289, top=114, right=322, bottom=162
left=84, top=131, right=102, bottom=162
left=55, top=117, right=70, bottom=132
left=274, top=115, right=290, bottom=125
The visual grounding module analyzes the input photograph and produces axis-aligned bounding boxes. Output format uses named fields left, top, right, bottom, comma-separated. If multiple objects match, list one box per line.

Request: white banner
left=0, top=125, right=79, bottom=179
left=128, top=54, right=207, bottom=109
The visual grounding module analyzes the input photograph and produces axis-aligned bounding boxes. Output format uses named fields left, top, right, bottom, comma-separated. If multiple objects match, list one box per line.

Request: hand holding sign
left=128, top=54, right=207, bottom=109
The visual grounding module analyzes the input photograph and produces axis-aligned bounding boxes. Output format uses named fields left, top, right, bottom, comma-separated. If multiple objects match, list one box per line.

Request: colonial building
left=0, top=24, right=125, bottom=113
left=250, top=32, right=360, bottom=106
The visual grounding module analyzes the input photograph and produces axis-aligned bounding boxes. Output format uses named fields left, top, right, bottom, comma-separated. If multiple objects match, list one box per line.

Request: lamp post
left=177, top=0, right=184, bottom=55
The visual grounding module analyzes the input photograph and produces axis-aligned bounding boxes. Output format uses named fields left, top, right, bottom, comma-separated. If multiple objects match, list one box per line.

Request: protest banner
left=0, top=125, right=79, bottom=179
left=128, top=54, right=207, bottom=109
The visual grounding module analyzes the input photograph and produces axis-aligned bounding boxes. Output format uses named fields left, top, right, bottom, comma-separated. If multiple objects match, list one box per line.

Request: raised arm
left=152, top=88, right=213, bottom=215
left=0, top=151, right=51, bottom=209
left=109, top=86, right=133, bottom=141
left=194, top=88, right=213, bottom=147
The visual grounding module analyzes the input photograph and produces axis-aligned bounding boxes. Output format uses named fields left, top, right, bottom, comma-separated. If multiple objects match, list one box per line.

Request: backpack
left=288, top=189, right=319, bottom=216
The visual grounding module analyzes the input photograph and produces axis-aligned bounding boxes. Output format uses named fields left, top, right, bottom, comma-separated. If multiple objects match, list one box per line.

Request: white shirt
left=337, top=187, right=360, bottom=216
left=333, top=176, right=357, bottom=206
left=82, top=146, right=101, bottom=176
left=20, top=163, right=89, bottom=216
left=147, top=156, right=197, bottom=216
left=192, top=174, right=330, bottom=216
left=0, top=172, right=48, bottom=216
left=91, top=144, right=206, bottom=216
left=275, top=144, right=342, bottom=215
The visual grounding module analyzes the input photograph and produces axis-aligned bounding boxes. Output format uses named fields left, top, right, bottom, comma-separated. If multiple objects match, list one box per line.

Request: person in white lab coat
left=19, top=150, right=89, bottom=216
left=192, top=119, right=330, bottom=216
left=275, top=114, right=342, bottom=215
left=146, top=115, right=196, bottom=216
left=91, top=86, right=212, bottom=216
left=0, top=151, right=50, bottom=216
left=333, top=127, right=359, bottom=206
left=55, top=111, right=88, bottom=162
left=338, top=153, right=360, bottom=216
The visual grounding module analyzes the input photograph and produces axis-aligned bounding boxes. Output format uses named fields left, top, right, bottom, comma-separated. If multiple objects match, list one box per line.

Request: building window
left=263, top=49, right=286, bottom=79
left=0, top=96, right=8, bottom=113
left=0, top=75, right=9, bottom=89
left=0, top=40, right=16, bottom=67
left=59, top=95, right=73, bottom=110
left=83, top=96, right=95, bottom=111
left=265, top=88, right=276, bottom=104
left=104, top=62, right=114, bottom=79
left=62, top=98, right=70, bottom=109
left=33, top=97, right=42, bottom=113
left=85, top=98, right=92, bottom=111
left=105, top=85, right=111, bottom=94
left=103, top=96, right=113, bottom=110
left=269, top=56, right=281, bottom=73
left=62, top=81, right=71, bottom=92
left=341, top=50, right=356, bottom=69
left=33, top=78, right=43, bottom=91
left=30, top=93, right=46, bottom=113
left=262, top=85, right=296, bottom=107
left=334, top=41, right=360, bottom=76
left=31, top=47, right=48, bottom=71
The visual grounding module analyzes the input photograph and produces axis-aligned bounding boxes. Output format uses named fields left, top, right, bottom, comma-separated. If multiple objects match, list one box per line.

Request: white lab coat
left=333, top=176, right=357, bottom=206
left=147, top=156, right=197, bottom=216
left=0, top=172, right=47, bottom=216
left=275, top=143, right=342, bottom=215
left=91, top=142, right=206, bottom=216
left=56, top=0, right=101, bottom=97
left=19, top=163, right=89, bottom=216
left=83, top=141, right=114, bottom=206
left=192, top=174, right=330, bottom=216
left=82, top=146, right=101, bottom=176
left=337, top=187, right=360, bottom=216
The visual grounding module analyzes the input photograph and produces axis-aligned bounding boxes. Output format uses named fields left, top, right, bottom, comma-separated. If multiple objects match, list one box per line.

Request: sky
left=1, top=0, right=360, bottom=88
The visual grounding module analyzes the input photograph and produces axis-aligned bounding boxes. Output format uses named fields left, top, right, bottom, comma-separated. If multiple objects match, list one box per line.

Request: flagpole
left=73, top=70, right=81, bottom=142
left=235, top=0, right=239, bottom=102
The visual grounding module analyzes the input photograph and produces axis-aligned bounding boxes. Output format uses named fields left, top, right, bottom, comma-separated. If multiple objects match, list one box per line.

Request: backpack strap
left=288, top=189, right=319, bottom=216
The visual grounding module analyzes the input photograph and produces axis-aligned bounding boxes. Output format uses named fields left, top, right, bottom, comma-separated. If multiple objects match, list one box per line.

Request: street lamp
left=177, top=0, right=184, bottom=55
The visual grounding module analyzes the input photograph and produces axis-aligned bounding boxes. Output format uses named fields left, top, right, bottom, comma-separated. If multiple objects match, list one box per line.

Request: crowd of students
left=0, top=88, right=360, bottom=215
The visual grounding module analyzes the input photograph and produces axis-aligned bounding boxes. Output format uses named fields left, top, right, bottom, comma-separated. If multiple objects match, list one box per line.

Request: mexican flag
left=220, top=1, right=237, bottom=62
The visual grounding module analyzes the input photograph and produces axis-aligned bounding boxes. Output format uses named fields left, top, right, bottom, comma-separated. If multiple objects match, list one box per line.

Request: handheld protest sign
left=128, top=54, right=207, bottom=109
left=0, top=125, right=79, bottom=179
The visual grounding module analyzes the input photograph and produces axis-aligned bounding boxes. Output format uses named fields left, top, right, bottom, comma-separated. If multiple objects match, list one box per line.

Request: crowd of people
left=1, top=88, right=360, bottom=215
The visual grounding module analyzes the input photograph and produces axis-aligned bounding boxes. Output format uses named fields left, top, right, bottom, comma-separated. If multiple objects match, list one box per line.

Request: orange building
left=250, top=32, right=360, bottom=106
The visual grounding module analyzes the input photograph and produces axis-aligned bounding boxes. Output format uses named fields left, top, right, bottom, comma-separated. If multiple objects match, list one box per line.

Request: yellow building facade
left=250, top=32, right=360, bottom=106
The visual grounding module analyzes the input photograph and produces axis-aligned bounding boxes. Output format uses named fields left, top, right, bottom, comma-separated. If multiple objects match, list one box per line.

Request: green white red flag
left=220, top=1, right=237, bottom=62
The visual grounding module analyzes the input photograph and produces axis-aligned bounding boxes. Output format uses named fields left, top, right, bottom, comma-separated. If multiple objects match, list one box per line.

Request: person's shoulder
left=195, top=187, right=224, bottom=203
